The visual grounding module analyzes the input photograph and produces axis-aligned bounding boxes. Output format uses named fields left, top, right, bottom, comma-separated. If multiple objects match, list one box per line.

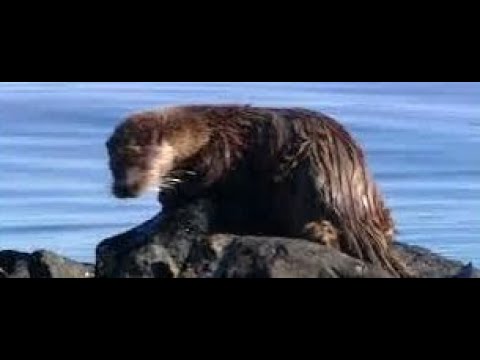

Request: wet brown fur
left=107, top=105, right=412, bottom=277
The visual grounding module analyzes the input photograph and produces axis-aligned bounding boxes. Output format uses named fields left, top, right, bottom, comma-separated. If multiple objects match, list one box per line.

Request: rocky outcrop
left=96, top=199, right=213, bottom=278
left=95, top=198, right=480, bottom=279
left=2, top=200, right=477, bottom=279
left=0, top=250, right=94, bottom=279
left=393, top=243, right=478, bottom=278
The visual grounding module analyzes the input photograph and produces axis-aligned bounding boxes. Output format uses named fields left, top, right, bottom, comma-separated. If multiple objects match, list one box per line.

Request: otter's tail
left=338, top=219, right=414, bottom=278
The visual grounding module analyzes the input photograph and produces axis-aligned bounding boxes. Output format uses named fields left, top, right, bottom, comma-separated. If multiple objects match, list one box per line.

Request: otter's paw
left=302, top=221, right=340, bottom=249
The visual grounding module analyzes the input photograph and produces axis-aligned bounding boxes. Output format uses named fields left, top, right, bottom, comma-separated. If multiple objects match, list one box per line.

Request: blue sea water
left=0, top=82, right=478, bottom=264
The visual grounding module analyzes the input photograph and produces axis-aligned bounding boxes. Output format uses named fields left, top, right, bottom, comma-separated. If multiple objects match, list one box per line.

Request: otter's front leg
left=159, top=176, right=208, bottom=211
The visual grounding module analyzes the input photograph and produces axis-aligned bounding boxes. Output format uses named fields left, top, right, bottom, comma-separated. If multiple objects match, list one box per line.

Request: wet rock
left=3, top=201, right=478, bottom=279
left=29, top=251, right=94, bottom=278
left=94, top=200, right=480, bottom=279
left=0, top=251, right=31, bottom=278
left=393, top=243, right=480, bottom=278
left=95, top=199, right=214, bottom=278
left=0, top=250, right=94, bottom=279
left=212, top=235, right=392, bottom=278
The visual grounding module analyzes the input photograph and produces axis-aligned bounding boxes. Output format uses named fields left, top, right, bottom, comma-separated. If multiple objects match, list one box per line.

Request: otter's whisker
left=160, top=184, right=175, bottom=189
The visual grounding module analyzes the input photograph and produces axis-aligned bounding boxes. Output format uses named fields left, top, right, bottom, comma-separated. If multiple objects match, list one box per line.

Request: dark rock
left=3, top=201, right=478, bottom=279
left=0, top=251, right=31, bottom=278
left=94, top=199, right=480, bottom=278
left=95, top=198, right=214, bottom=278
left=453, top=263, right=478, bottom=278
left=393, top=243, right=480, bottom=278
left=0, top=250, right=94, bottom=279
left=213, top=235, right=392, bottom=278
left=180, top=234, right=235, bottom=278
left=29, top=251, right=94, bottom=279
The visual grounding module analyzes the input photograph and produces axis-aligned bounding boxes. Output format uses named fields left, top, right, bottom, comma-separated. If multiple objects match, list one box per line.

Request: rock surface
left=94, top=198, right=480, bottom=279
left=2, top=199, right=478, bottom=279
left=96, top=199, right=213, bottom=278
left=0, top=250, right=94, bottom=279
left=393, top=243, right=479, bottom=278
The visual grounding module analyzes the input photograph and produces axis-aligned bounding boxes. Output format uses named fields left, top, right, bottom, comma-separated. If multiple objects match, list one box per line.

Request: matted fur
left=107, top=105, right=411, bottom=277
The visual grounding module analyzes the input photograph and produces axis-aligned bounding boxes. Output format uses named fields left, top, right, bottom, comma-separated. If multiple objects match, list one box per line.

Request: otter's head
left=106, top=113, right=177, bottom=199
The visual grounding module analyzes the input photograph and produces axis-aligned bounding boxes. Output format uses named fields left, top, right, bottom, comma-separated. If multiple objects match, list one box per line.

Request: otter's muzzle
left=112, top=184, right=139, bottom=199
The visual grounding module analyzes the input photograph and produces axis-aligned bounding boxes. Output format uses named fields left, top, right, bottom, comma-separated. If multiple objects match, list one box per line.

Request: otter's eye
left=127, top=145, right=142, bottom=151
left=116, top=147, right=138, bottom=158
left=124, top=146, right=143, bottom=156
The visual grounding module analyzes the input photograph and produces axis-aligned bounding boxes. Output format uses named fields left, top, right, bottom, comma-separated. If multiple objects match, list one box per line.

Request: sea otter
left=106, top=105, right=411, bottom=277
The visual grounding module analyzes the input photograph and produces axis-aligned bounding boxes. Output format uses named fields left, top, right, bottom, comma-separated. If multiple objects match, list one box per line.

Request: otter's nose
left=113, top=184, right=136, bottom=199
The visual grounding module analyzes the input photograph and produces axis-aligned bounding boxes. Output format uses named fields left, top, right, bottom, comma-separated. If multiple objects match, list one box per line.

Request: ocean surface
left=0, top=82, right=478, bottom=265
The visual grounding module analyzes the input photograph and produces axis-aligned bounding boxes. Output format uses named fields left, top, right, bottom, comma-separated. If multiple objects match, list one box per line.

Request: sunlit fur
left=106, top=105, right=411, bottom=277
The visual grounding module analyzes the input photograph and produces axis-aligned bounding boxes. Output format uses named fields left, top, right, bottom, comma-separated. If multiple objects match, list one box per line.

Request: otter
left=106, top=105, right=411, bottom=277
